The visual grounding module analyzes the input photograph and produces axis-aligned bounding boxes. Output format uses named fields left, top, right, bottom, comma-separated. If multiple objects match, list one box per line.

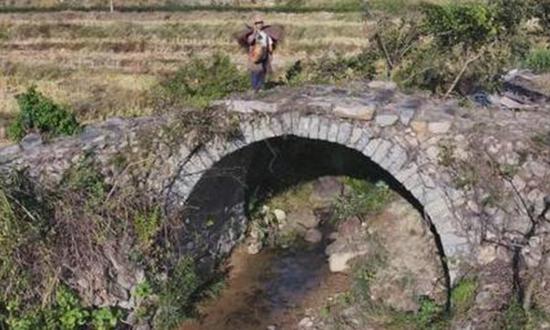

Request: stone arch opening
left=176, top=135, right=452, bottom=305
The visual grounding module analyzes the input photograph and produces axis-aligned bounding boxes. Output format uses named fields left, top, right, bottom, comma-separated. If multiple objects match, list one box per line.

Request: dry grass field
left=0, top=0, right=487, bottom=144
left=0, top=9, right=370, bottom=140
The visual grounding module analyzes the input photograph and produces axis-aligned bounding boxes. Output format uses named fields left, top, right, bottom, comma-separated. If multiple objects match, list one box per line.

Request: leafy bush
left=154, top=256, right=201, bottom=330
left=134, top=280, right=153, bottom=301
left=387, top=0, right=537, bottom=95
left=533, top=0, right=550, bottom=29
left=7, top=86, right=80, bottom=141
left=421, top=3, right=499, bottom=49
left=396, top=38, right=524, bottom=95
left=416, top=297, right=444, bottom=327
left=49, top=286, right=89, bottom=329
left=524, top=48, right=550, bottom=73
left=154, top=53, right=249, bottom=110
left=374, top=17, right=421, bottom=66
left=91, top=307, right=122, bottom=330
left=532, top=130, right=550, bottom=149
left=2, top=286, right=122, bottom=330
left=490, top=0, right=533, bottom=34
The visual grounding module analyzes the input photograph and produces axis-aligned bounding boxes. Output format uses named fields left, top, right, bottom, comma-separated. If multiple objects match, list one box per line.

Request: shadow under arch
left=180, top=135, right=451, bottom=308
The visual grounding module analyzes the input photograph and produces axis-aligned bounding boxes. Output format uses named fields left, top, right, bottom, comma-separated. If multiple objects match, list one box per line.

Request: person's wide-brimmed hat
left=252, top=13, right=264, bottom=25
left=234, top=14, right=285, bottom=50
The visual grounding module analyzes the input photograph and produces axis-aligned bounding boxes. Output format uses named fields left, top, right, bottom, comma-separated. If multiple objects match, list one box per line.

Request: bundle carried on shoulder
left=250, top=32, right=270, bottom=64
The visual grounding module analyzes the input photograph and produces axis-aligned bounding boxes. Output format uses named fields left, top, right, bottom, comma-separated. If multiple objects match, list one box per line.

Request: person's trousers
left=251, top=69, right=266, bottom=91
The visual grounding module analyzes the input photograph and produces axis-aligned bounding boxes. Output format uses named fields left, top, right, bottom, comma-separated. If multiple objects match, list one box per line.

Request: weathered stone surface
left=224, top=100, right=278, bottom=113
left=367, top=200, right=447, bottom=312
left=289, top=209, right=319, bottom=229
left=333, top=102, right=376, bottom=121
left=375, top=114, right=399, bottom=127
left=20, top=133, right=43, bottom=149
left=273, top=209, right=286, bottom=223
left=304, top=228, right=323, bottom=243
left=309, top=176, right=343, bottom=207
left=399, top=108, right=416, bottom=125
left=368, top=80, right=397, bottom=90
left=327, top=121, right=339, bottom=142
left=336, top=122, right=353, bottom=144
left=428, top=121, right=452, bottom=134
left=410, top=120, right=428, bottom=136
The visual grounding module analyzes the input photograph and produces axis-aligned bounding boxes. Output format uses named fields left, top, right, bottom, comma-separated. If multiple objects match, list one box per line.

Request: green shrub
left=2, top=285, right=122, bottom=330
left=490, top=0, right=533, bottom=34
left=374, top=17, right=421, bottom=66
left=421, top=3, right=499, bottom=49
left=7, top=86, right=80, bottom=141
left=154, top=53, right=249, bottom=110
left=49, top=286, right=89, bottom=330
left=91, top=307, right=122, bottom=330
left=524, top=48, right=550, bottom=73
left=134, top=280, right=153, bottom=301
left=351, top=258, right=383, bottom=305
left=381, top=0, right=537, bottom=95
left=533, top=0, right=550, bottom=29
left=416, top=296, right=445, bottom=328
left=394, top=29, right=525, bottom=95
left=154, top=256, right=201, bottom=330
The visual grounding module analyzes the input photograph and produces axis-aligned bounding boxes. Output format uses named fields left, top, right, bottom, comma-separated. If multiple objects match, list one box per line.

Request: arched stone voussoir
left=294, top=114, right=312, bottom=139
left=344, top=124, right=367, bottom=149
left=336, top=121, right=354, bottom=145
left=162, top=112, right=469, bottom=286
left=249, top=115, right=275, bottom=143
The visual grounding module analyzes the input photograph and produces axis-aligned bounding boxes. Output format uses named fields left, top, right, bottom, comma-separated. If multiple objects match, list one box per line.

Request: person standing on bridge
left=235, top=14, right=284, bottom=92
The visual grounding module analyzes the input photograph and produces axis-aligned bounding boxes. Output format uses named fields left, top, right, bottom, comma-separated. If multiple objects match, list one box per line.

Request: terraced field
left=0, top=0, right=463, bottom=144
left=0, top=10, right=369, bottom=140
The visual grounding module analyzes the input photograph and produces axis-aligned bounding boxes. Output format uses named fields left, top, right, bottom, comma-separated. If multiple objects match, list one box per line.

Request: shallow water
left=180, top=239, right=348, bottom=330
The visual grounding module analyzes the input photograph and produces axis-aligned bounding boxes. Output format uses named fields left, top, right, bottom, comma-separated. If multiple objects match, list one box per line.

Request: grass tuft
left=451, top=278, right=478, bottom=315
left=524, top=48, right=550, bottom=73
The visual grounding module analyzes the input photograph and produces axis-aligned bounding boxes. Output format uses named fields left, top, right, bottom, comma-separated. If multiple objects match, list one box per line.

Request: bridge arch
left=165, top=111, right=469, bottom=286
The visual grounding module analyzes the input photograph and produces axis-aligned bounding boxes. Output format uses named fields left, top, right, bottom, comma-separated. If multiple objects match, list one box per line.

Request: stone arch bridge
left=0, top=82, right=549, bottom=312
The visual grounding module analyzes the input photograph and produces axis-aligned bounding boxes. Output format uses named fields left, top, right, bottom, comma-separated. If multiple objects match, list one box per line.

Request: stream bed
left=180, top=239, right=349, bottom=330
